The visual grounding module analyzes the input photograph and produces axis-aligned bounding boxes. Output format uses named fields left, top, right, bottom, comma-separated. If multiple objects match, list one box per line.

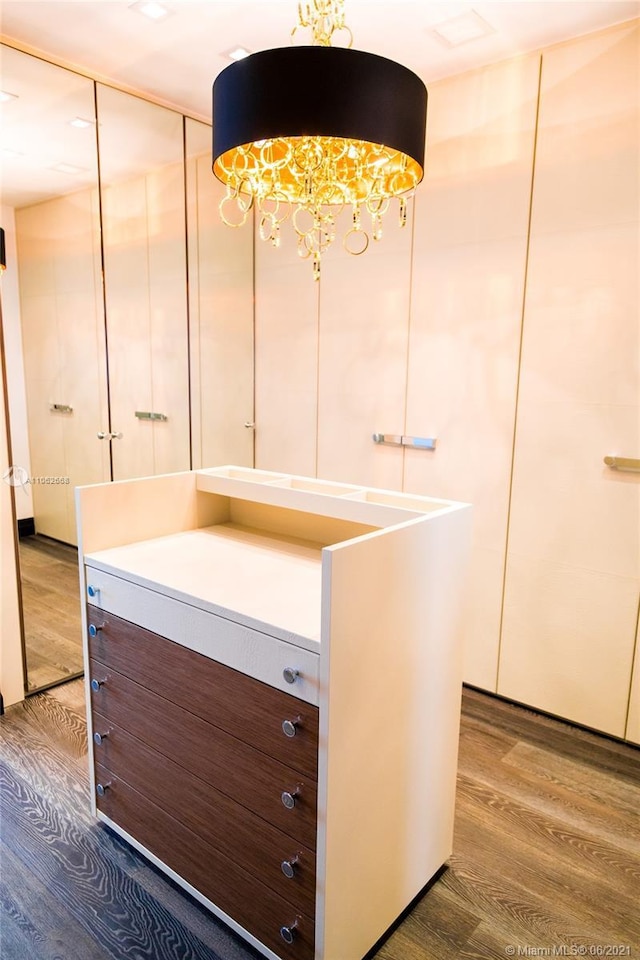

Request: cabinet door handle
left=88, top=623, right=106, bottom=638
left=135, top=411, right=167, bottom=422
left=280, top=919, right=299, bottom=944
left=604, top=455, right=640, bottom=472
left=93, top=730, right=110, bottom=746
left=87, top=584, right=100, bottom=599
left=96, top=782, right=111, bottom=797
left=282, top=717, right=301, bottom=738
left=281, top=788, right=300, bottom=810
left=90, top=677, right=108, bottom=692
left=281, top=855, right=300, bottom=879
left=282, top=667, right=299, bottom=684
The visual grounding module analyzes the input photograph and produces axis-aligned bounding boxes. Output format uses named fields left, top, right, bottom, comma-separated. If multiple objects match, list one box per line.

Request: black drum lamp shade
left=212, top=46, right=427, bottom=180
left=211, top=3, right=428, bottom=277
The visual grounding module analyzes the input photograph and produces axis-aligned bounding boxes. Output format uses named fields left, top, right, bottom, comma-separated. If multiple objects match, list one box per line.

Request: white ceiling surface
left=0, top=1, right=638, bottom=207
left=1, top=0, right=639, bottom=120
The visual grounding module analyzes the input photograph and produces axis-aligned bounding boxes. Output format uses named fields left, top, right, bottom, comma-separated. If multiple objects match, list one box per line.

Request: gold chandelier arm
left=293, top=0, right=349, bottom=47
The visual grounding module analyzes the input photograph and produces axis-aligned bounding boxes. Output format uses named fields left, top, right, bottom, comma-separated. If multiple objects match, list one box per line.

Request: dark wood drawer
left=92, top=712, right=316, bottom=916
left=95, top=761, right=314, bottom=960
left=87, top=604, right=318, bottom=778
left=89, top=660, right=317, bottom=850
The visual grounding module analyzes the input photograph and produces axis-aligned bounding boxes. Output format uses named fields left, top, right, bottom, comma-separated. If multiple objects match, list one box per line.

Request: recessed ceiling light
left=50, top=162, right=86, bottom=175
left=224, top=46, right=252, bottom=62
left=70, top=117, right=95, bottom=129
left=0, top=90, right=19, bottom=103
left=431, top=10, right=495, bottom=48
left=129, top=1, right=170, bottom=21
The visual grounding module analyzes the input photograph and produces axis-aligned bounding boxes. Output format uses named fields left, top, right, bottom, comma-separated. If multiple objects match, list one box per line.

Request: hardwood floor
left=19, top=535, right=83, bottom=692
left=1, top=680, right=638, bottom=960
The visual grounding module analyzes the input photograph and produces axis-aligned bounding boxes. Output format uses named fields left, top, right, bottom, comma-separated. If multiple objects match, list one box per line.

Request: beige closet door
left=499, top=23, right=640, bottom=737
left=11, top=50, right=109, bottom=546
left=98, top=86, right=190, bottom=481
left=185, top=119, right=254, bottom=470
left=17, top=191, right=109, bottom=546
left=315, top=204, right=414, bottom=491
left=404, top=54, right=541, bottom=690
left=254, top=214, right=320, bottom=477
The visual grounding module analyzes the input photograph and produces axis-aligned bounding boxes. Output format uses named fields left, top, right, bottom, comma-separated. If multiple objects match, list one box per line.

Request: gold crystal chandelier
left=212, top=0, right=427, bottom=279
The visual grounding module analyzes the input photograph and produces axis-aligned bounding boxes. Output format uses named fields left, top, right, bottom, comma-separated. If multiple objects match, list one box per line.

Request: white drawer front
left=84, top=566, right=319, bottom=705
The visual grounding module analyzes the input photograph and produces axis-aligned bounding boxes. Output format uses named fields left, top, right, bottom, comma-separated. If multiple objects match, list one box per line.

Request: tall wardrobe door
left=315, top=202, right=413, bottom=491
left=254, top=207, right=319, bottom=477
left=18, top=195, right=109, bottom=545
left=97, top=85, right=190, bottom=480
left=16, top=203, right=67, bottom=541
left=499, top=23, right=640, bottom=737
left=13, top=49, right=109, bottom=545
left=185, top=118, right=254, bottom=470
left=404, top=55, right=541, bottom=690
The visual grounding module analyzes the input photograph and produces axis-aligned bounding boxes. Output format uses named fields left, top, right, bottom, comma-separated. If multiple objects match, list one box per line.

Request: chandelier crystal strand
left=213, top=0, right=426, bottom=278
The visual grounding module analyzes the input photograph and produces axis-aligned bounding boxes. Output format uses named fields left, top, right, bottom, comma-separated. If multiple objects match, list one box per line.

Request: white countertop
left=85, top=522, right=324, bottom=647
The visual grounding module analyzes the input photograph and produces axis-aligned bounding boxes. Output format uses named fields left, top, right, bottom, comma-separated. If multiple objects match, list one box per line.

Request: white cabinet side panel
left=75, top=472, right=228, bottom=555
left=317, top=507, right=472, bottom=960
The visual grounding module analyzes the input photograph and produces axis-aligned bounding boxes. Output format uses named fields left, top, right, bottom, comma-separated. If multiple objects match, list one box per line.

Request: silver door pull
left=50, top=403, right=73, bottom=414
left=373, top=433, right=437, bottom=450
left=97, top=431, right=123, bottom=440
left=135, top=410, right=168, bottom=422
left=402, top=435, right=437, bottom=450
left=604, top=456, right=640, bottom=472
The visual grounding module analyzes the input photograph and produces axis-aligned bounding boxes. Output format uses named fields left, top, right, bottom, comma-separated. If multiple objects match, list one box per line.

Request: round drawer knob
left=283, top=667, right=299, bottom=685
left=88, top=623, right=104, bottom=638
left=93, top=730, right=109, bottom=746
left=90, top=677, right=107, bottom=692
left=281, top=789, right=299, bottom=810
left=280, top=920, right=299, bottom=944
left=281, top=855, right=299, bottom=879
left=282, top=717, right=300, bottom=738
left=96, top=782, right=111, bottom=797
left=87, top=584, right=100, bottom=598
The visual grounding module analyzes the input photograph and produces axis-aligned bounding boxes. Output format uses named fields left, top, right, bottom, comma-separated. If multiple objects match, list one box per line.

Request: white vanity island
left=76, top=466, right=472, bottom=960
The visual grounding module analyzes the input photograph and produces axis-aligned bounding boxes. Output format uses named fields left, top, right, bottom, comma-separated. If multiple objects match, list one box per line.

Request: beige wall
left=254, top=20, right=640, bottom=739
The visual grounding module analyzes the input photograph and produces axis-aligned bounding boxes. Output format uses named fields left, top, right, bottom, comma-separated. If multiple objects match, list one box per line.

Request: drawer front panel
left=85, top=567, right=319, bottom=705
left=93, top=713, right=316, bottom=916
left=90, top=660, right=317, bottom=850
left=95, top=761, right=315, bottom=960
left=88, top=605, right=318, bottom=779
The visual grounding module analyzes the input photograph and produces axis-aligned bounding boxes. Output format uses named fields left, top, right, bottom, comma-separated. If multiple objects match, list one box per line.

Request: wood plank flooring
left=1, top=681, right=638, bottom=960
left=19, top=536, right=83, bottom=692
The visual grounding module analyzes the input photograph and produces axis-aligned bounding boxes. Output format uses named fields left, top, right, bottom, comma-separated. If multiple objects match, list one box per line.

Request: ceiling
left=1, top=0, right=638, bottom=121
left=0, top=0, right=638, bottom=207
